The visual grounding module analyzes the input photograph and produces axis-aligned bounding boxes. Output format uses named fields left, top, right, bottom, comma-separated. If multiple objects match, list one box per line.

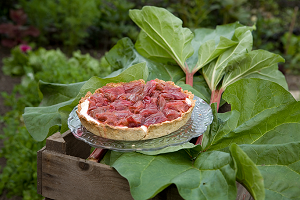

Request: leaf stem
left=195, top=88, right=224, bottom=145
left=195, top=135, right=203, bottom=145
left=210, top=88, right=224, bottom=111
left=185, top=63, right=195, bottom=87
left=185, top=72, right=194, bottom=87
left=87, top=148, right=108, bottom=162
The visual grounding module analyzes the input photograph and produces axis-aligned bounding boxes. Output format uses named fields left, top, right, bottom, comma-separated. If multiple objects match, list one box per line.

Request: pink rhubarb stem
left=195, top=88, right=224, bottom=145
left=186, top=72, right=194, bottom=87
left=185, top=63, right=196, bottom=87
left=87, top=148, right=108, bottom=162
left=210, top=88, right=224, bottom=112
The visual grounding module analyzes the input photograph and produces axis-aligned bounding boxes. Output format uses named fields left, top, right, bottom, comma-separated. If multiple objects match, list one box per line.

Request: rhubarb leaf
left=111, top=150, right=236, bottom=200
left=194, top=37, right=238, bottom=72
left=242, top=63, right=288, bottom=90
left=186, top=22, right=242, bottom=71
left=104, top=37, right=185, bottom=82
left=229, top=144, right=265, bottom=200
left=239, top=142, right=300, bottom=199
left=135, top=30, right=176, bottom=64
left=129, top=6, right=194, bottom=70
left=39, top=80, right=85, bottom=106
left=202, top=106, right=240, bottom=151
left=23, top=100, right=72, bottom=141
left=208, top=78, right=298, bottom=150
left=221, top=50, right=286, bottom=89
left=224, top=78, right=295, bottom=126
left=202, top=27, right=253, bottom=91
left=138, top=142, right=196, bottom=156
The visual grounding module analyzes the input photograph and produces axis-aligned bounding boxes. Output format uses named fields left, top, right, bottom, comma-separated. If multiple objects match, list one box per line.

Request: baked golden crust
left=76, top=79, right=195, bottom=141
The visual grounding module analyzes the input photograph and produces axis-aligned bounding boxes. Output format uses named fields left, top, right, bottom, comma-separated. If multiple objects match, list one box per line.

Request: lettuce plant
left=22, top=6, right=299, bottom=200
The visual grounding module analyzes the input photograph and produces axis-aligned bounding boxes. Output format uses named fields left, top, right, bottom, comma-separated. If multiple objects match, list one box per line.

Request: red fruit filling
left=87, top=80, right=192, bottom=128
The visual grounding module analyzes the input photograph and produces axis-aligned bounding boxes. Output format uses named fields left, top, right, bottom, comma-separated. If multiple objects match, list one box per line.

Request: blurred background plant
left=0, top=45, right=112, bottom=199
left=0, top=0, right=299, bottom=199
left=0, top=9, right=39, bottom=48
left=20, top=0, right=101, bottom=54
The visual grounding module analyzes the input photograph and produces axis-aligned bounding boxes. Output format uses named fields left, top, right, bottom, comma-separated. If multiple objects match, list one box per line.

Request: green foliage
left=20, top=0, right=101, bottom=52
left=3, top=46, right=111, bottom=82
left=2, top=46, right=29, bottom=76
left=281, top=33, right=300, bottom=74
left=0, top=117, right=44, bottom=200
left=97, top=0, right=139, bottom=44
left=169, top=0, right=250, bottom=29
left=0, top=47, right=111, bottom=199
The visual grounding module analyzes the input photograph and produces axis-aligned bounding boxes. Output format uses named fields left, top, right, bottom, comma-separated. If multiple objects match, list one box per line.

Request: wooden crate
left=37, top=131, right=253, bottom=200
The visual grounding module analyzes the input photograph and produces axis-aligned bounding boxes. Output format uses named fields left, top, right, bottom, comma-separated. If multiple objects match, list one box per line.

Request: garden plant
left=22, top=6, right=300, bottom=200
left=0, top=46, right=111, bottom=199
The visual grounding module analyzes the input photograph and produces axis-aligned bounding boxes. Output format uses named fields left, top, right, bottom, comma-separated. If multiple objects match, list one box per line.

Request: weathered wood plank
left=37, top=146, right=46, bottom=195
left=45, top=131, right=91, bottom=159
left=61, top=130, right=91, bottom=159
left=46, top=132, right=66, bottom=153
left=41, top=150, right=134, bottom=200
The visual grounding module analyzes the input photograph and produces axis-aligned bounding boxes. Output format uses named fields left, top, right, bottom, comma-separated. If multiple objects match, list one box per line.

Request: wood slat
left=37, top=146, right=46, bottom=195
left=41, top=149, right=134, bottom=200
left=46, top=131, right=91, bottom=159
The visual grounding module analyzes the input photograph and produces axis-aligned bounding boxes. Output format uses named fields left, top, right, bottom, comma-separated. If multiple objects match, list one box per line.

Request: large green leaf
left=229, top=144, right=265, bottom=200
left=23, top=100, right=72, bottom=141
left=39, top=80, right=85, bottom=106
left=135, top=30, right=176, bottom=65
left=111, top=150, right=237, bottom=200
left=138, top=142, right=196, bottom=156
left=104, top=37, right=185, bottom=82
left=221, top=50, right=286, bottom=89
left=186, top=22, right=242, bottom=71
left=240, top=142, right=300, bottom=199
left=243, top=63, right=288, bottom=90
left=129, top=6, right=194, bottom=70
left=224, top=78, right=295, bottom=126
left=195, top=37, right=237, bottom=72
left=202, top=27, right=253, bottom=91
left=202, top=105, right=240, bottom=151
left=208, top=78, right=298, bottom=150
left=23, top=63, right=149, bottom=141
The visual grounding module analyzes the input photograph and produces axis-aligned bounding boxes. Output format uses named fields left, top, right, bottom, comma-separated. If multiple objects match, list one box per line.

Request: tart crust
left=76, top=79, right=196, bottom=141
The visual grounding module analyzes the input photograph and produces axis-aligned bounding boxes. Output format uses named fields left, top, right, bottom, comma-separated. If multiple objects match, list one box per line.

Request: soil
left=0, top=45, right=299, bottom=199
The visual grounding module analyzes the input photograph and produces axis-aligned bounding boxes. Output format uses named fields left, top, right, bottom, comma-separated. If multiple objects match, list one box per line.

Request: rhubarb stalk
left=210, top=88, right=224, bottom=111
left=87, top=148, right=108, bottom=162
left=185, top=63, right=196, bottom=87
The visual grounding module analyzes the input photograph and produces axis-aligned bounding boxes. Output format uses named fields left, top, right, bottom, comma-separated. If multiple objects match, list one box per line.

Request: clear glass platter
left=68, top=96, right=213, bottom=152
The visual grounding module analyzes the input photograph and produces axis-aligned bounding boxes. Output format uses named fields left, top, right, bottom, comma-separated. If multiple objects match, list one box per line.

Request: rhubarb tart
left=76, top=79, right=196, bottom=141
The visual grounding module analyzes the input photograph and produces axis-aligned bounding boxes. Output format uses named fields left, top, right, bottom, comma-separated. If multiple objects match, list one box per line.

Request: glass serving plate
left=68, top=96, right=213, bottom=152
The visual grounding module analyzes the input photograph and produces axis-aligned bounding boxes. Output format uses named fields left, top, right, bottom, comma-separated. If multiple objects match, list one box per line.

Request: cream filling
left=80, top=99, right=148, bottom=132
left=185, top=98, right=191, bottom=106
